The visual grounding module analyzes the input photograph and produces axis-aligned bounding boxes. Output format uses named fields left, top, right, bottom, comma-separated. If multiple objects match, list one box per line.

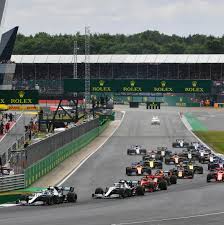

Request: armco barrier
left=0, top=174, right=25, bottom=192
left=24, top=121, right=110, bottom=187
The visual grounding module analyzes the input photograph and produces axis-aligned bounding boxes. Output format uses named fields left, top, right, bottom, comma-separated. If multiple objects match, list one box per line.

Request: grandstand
left=11, top=54, right=224, bottom=94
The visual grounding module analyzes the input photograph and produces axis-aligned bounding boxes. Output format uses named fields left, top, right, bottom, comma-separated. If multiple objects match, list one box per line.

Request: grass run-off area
left=194, top=131, right=224, bottom=154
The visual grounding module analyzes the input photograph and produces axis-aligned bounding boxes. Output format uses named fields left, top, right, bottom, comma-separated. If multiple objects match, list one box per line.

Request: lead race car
left=151, top=116, right=160, bottom=125
left=92, top=180, right=145, bottom=199
left=17, top=186, right=77, bottom=205
left=127, top=145, right=147, bottom=155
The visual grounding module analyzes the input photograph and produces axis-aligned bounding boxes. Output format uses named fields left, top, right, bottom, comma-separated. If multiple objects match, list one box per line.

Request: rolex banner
left=64, top=79, right=212, bottom=93
left=0, top=90, right=39, bottom=104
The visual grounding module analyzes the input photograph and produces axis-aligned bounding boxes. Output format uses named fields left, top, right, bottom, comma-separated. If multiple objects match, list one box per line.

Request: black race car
left=172, top=139, right=189, bottom=148
left=170, top=166, right=194, bottom=179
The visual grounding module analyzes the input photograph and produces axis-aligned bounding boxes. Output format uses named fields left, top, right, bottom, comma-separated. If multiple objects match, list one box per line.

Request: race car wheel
left=207, top=174, right=212, bottom=182
left=126, top=168, right=132, bottom=176
left=67, top=192, right=77, bottom=203
left=46, top=197, right=54, bottom=205
left=197, top=167, right=203, bottom=174
left=53, top=196, right=60, bottom=204
left=127, top=149, right=131, bottom=155
left=164, top=177, right=171, bottom=185
left=95, top=188, right=104, bottom=195
left=119, top=189, right=126, bottom=198
left=135, top=186, right=145, bottom=196
left=146, top=168, right=152, bottom=175
left=158, top=180, right=167, bottom=190
left=140, top=149, right=147, bottom=155
left=170, top=175, right=177, bottom=184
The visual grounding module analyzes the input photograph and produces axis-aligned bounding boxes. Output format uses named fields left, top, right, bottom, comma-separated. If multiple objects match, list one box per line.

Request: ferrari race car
left=207, top=169, right=224, bottom=182
left=154, top=170, right=177, bottom=185
left=172, top=139, right=189, bottom=148
left=170, top=166, right=194, bottom=179
left=140, top=175, right=168, bottom=192
left=92, top=180, right=145, bottom=199
left=17, top=186, right=77, bottom=205
left=127, top=145, right=147, bottom=155
left=151, top=116, right=160, bottom=125
left=126, top=163, right=151, bottom=176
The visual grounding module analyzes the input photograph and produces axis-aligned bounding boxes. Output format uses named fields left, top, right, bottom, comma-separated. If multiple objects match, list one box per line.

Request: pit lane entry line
left=111, top=210, right=224, bottom=225
left=58, top=111, right=126, bottom=186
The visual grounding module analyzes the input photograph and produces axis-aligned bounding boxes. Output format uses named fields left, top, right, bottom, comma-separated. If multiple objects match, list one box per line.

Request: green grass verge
left=194, top=131, right=224, bottom=154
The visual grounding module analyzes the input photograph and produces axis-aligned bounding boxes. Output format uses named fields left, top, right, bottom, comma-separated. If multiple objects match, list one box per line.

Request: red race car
left=140, top=175, right=168, bottom=192
left=207, top=168, right=224, bottom=182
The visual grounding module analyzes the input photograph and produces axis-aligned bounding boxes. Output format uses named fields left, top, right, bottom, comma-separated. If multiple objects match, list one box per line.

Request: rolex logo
left=192, top=81, right=197, bottom=87
left=130, top=80, right=135, bottom=87
left=99, top=80, right=105, bottom=87
left=18, top=91, right=25, bottom=98
left=161, top=81, right=166, bottom=87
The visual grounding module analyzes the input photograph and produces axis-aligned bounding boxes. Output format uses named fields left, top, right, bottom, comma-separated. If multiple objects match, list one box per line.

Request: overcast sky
left=2, top=0, right=224, bottom=36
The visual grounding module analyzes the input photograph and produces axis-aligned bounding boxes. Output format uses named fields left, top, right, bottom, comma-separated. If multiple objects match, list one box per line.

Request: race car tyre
left=140, top=149, right=147, bottom=155
left=127, top=149, right=132, bottom=155
left=67, top=192, right=77, bottom=203
left=135, top=186, right=145, bottom=196
left=207, top=174, right=212, bottom=182
left=145, top=168, right=152, bottom=175
left=119, top=189, right=126, bottom=198
left=188, top=171, right=194, bottom=179
left=165, top=158, right=170, bottom=164
left=126, top=168, right=132, bottom=176
left=53, top=196, right=61, bottom=204
left=172, top=143, right=177, bottom=148
left=95, top=187, right=104, bottom=195
left=158, top=180, right=167, bottom=190
left=46, top=197, right=54, bottom=205
left=170, top=175, right=177, bottom=184
left=197, top=167, right=203, bottom=174
left=164, top=177, right=171, bottom=185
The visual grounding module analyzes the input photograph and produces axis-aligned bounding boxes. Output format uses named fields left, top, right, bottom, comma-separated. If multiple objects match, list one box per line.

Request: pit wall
left=24, top=120, right=110, bottom=187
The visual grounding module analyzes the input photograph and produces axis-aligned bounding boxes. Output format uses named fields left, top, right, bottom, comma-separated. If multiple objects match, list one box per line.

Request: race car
left=198, top=152, right=212, bottom=164
left=127, top=145, right=147, bottom=155
left=188, top=142, right=200, bottom=150
left=172, top=139, right=189, bottom=148
left=140, top=175, right=168, bottom=192
left=170, top=166, right=194, bottom=179
left=185, top=161, right=203, bottom=174
left=143, top=158, right=163, bottom=169
left=165, top=153, right=185, bottom=165
left=142, top=151, right=160, bottom=160
left=208, top=157, right=224, bottom=171
left=156, top=147, right=172, bottom=158
left=154, top=170, right=177, bottom=185
left=207, top=168, right=224, bottom=182
left=92, top=180, right=145, bottom=199
left=179, top=149, right=199, bottom=160
left=151, top=116, right=160, bottom=125
left=126, top=163, right=151, bottom=176
left=17, top=186, right=77, bottom=205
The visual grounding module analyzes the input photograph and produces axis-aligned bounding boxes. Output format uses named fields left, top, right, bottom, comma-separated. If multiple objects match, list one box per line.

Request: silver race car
left=127, top=145, right=147, bottom=155
left=151, top=116, right=160, bottom=125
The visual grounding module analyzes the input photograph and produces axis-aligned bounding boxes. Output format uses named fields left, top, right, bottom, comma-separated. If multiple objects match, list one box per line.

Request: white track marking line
left=111, top=211, right=224, bottom=225
left=58, top=111, right=126, bottom=186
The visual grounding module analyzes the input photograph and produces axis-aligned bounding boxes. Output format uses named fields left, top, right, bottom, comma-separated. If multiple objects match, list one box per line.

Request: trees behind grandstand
left=13, top=31, right=224, bottom=55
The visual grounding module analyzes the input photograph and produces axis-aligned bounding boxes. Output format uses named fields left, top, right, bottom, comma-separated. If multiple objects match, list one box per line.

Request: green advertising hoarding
left=64, top=79, right=212, bottom=93
left=0, top=90, right=39, bottom=104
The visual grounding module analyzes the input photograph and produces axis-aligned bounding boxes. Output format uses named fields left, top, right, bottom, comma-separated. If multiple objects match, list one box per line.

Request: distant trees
left=13, top=30, right=224, bottom=55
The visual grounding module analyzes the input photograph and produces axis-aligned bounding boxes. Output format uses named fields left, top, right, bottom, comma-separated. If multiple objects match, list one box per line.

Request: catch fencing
left=0, top=174, right=25, bottom=192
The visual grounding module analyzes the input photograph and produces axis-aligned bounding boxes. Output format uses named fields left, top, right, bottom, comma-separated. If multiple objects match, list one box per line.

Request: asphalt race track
left=0, top=107, right=224, bottom=225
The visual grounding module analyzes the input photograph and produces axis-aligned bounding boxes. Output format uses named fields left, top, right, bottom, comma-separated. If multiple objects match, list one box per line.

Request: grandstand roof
left=11, top=54, right=224, bottom=64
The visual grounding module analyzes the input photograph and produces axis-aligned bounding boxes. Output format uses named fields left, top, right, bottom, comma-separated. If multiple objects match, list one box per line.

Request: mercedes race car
left=92, top=180, right=145, bottom=199
left=126, top=163, right=152, bottom=176
left=127, top=145, right=147, bottom=155
left=172, top=139, right=189, bottom=148
left=151, top=116, right=160, bottom=125
left=17, top=186, right=77, bottom=205
left=207, top=168, right=224, bottom=182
